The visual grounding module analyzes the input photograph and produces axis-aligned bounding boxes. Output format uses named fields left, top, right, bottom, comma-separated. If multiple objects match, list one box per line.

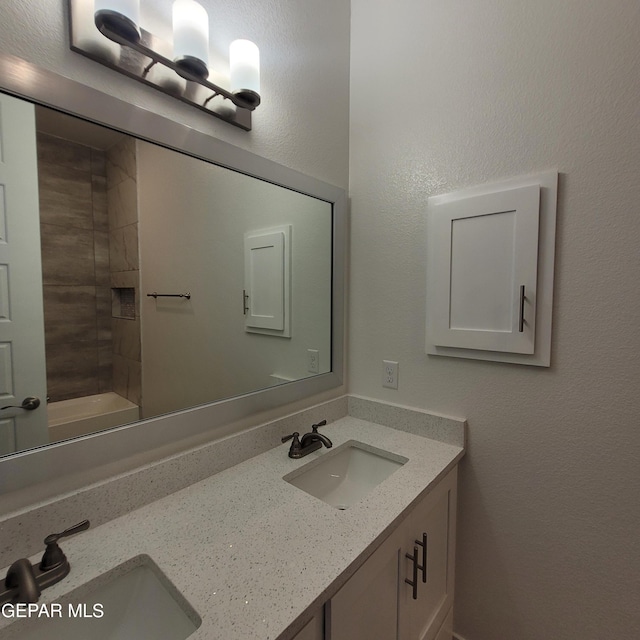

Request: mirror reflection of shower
left=36, top=110, right=142, bottom=444
left=1, top=98, right=332, bottom=456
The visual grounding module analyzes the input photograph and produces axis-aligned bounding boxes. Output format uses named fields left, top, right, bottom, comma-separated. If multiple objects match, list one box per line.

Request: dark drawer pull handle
left=415, top=532, right=428, bottom=583
left=405, top=546, right=419, bottom=600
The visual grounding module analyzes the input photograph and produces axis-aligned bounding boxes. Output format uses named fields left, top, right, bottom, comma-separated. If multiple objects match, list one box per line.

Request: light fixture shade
left=230, top=39, right=261, bottom=109
left=94, top=0, right=141, bottom=43
left=173, top=0, right=209, bottom=80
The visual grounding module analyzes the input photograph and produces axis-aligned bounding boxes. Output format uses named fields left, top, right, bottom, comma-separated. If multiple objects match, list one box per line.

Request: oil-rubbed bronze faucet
left=282, top=420, right=332, bottom=458
left=3, top=559, right=40, bottom=604
left=0, top=520, right=90, bottom=605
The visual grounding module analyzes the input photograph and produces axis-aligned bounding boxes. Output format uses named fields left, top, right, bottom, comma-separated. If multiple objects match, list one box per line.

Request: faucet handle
left=40, top=520, right=90, bottom=571
left=43, top=519, right=90, bottom=546
left=311, top=420, right=327, bottom=433
left=281, top=432, right=302, bottom=456
left=4, top=558, right=41, bottom=604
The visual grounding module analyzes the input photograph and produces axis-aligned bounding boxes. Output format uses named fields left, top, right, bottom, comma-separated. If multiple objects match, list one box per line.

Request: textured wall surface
left=0, top=0, right=350, bottom=190
left=349, top=1, right=640, bottom=639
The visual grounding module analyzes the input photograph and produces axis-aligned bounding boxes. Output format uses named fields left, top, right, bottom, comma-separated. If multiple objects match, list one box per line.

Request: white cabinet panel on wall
left=426, top=171, right=558, bottom=367
left=244, top=225, right=291, bottom=337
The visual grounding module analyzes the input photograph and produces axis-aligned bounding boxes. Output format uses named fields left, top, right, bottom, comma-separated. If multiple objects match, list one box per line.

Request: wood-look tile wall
left=107, top=138, right=142, bottom=406
left=38, top=132, right=112, bottom=401
left=37, top=133, right=143, bottom=407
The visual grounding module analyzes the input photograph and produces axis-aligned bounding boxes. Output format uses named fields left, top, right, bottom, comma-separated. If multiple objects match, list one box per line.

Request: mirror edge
left=0, top=53, right=346, bottom=499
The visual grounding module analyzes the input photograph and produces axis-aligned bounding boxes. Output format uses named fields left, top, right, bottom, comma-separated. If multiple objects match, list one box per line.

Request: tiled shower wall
left=37, top=133, right=112, bottom=401
left=37, top=133, right=142, bottom=406
left=106, top=138, right=142, bottom=406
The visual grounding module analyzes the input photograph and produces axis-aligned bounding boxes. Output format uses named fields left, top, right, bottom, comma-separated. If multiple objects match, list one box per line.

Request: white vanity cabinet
left=326, top=467, right=457, bottom=640
left=291, top=611, right=324, bottom=640
left=325, top=527, right=401, bottom=639
left=397, top=467, right=457, bottom=639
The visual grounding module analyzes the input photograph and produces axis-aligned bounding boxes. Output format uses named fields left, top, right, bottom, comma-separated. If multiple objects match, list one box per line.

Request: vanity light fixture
left=94, top=0, right=141, bottom=43
left=229, top=39, right=260, bottom=110
left=172, top=0, right=210, bottom=80
left=68, top=0, right=261, bottom=130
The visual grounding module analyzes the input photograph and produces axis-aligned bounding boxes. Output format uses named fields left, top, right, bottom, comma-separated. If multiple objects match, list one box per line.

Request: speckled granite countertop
left=0, top=416, right=464, bottom=640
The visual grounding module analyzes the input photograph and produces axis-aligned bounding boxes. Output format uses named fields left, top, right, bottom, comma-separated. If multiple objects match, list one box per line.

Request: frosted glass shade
left=173, top=0, right=209, bottom=79
left=94, top=0, right=141, bottom=43
left=230, top=40, right=260, bottom=109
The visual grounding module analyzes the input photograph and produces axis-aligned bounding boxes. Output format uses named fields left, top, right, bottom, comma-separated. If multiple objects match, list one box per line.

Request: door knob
left=1, top=396, right=41, bottom=411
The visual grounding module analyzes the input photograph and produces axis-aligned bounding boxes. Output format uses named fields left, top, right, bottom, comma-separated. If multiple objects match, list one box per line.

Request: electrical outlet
left=307, top=349, right=320, bottom=374
left=382, top=360, right=399, bottom=389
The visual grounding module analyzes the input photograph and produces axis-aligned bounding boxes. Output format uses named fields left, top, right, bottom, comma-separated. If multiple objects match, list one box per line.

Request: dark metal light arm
left=68, top=0, right=258, bottom=131
left=96, top=21, right=259, bottom=111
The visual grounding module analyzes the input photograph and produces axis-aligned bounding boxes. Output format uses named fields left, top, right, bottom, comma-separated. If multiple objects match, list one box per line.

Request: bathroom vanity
left=0, top=38, right=463, bottom=640
left=325, top=467, right=456, bottom=640
left=0, top=402, right=464, bottom=640
left=296, top=465, right=457, bottom=640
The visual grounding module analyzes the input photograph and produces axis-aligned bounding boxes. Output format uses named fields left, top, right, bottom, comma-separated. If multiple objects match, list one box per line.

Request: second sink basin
left=5, top=555, right=201, bottom=640
left=283, top=440, right=408, bottom=509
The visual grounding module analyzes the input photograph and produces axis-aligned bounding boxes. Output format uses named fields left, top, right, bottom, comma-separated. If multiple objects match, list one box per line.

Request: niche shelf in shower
left=112, top=287, right=136, bottom=319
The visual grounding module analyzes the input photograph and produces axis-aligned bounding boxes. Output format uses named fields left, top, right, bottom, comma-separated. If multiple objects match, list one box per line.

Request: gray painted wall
left=349, top=1, right=640, bottom=639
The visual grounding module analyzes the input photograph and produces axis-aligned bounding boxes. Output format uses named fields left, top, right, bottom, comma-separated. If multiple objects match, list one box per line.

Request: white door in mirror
left=0, top=94, right=48, bottom=455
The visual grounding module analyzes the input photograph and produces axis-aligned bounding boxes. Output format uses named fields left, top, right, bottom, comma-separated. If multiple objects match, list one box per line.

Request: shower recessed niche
left=112, top=287, right=136, bottom=320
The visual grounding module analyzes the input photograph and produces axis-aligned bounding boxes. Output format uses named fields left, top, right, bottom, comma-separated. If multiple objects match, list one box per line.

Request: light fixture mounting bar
left=68, top=0, right=253, bottom=130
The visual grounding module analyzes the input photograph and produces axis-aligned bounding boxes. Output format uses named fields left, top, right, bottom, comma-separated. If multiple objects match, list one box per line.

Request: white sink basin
left=283, top=440, right=408, bottom=509
left=5, top=556, right=200, bottom=640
